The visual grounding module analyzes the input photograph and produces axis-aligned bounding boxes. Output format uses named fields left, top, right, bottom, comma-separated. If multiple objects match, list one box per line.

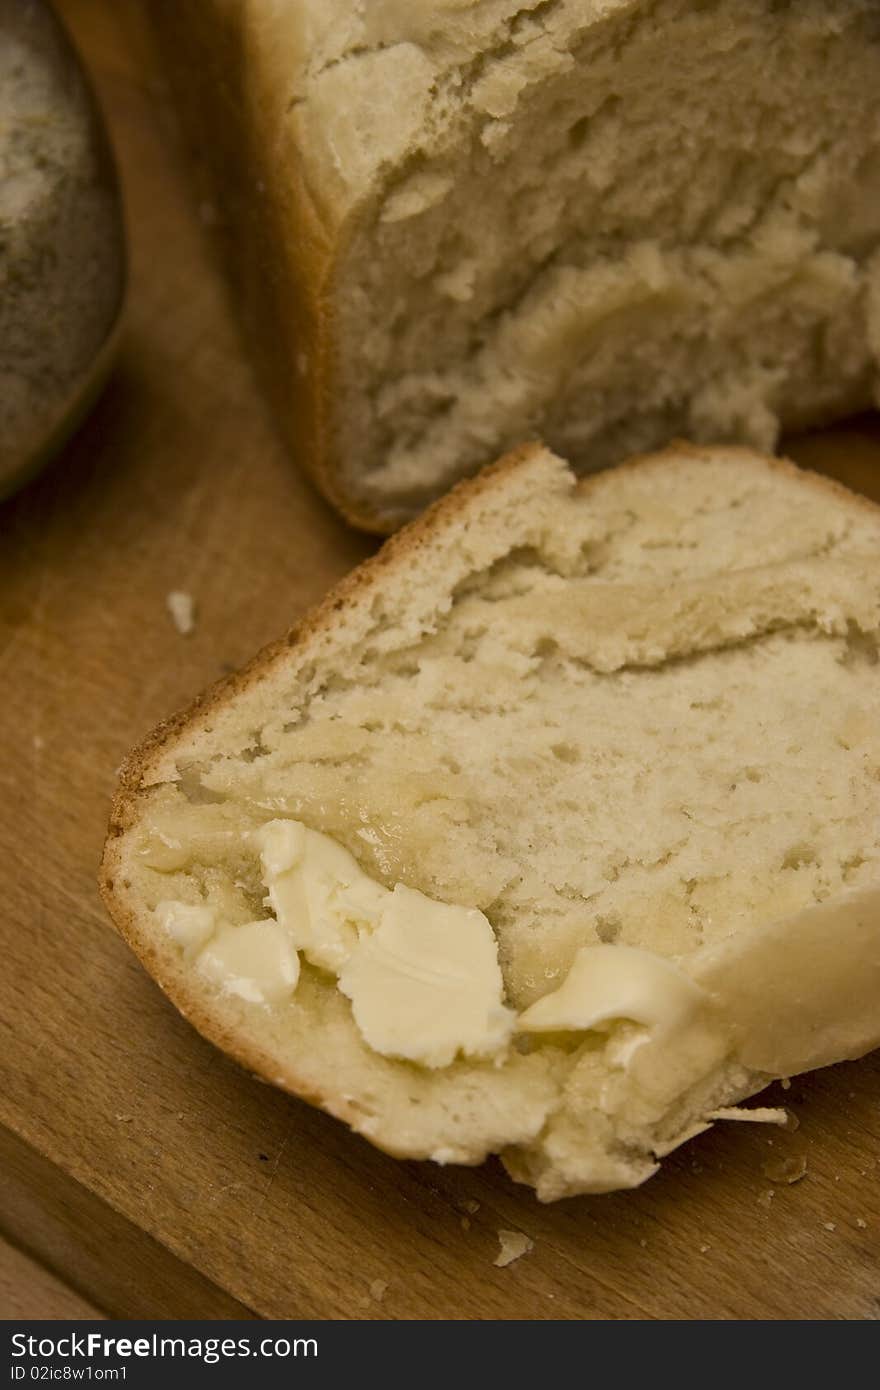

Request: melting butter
left=254, top=818, right=385, bottom=973
left=154, top=825, right=705, bottom=1072
left=337, top=883, right=514, bottom=1068
left=518, top=943, right=707, bottom=1042
left=154, top=819, right=514, bottom=1068
left=154, top=900, right=216, bottom=955
left=196, top=918, right=300, bottom=1006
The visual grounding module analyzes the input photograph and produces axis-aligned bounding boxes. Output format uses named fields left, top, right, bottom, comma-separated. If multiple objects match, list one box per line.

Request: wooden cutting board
left=1, top=0, right=878, bottom=1322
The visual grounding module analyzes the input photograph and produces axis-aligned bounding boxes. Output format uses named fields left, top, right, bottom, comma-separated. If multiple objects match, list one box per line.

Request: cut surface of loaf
left=101, top=444, right=880, bottom=1199
left=153, top=0, right=880, bottom=528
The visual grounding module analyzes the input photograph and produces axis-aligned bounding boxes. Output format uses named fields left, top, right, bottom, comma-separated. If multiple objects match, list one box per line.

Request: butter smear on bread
left=157, top=819, right=707, bottom=1072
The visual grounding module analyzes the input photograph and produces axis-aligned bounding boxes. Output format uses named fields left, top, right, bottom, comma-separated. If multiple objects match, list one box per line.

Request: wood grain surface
left=0, top=1236, right=105, bottom=1322
left=1, top=0, right=878, bottom=1321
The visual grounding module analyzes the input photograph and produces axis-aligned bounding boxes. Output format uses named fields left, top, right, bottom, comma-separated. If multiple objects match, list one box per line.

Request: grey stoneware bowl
left=1, top=0, right=126, bottom=498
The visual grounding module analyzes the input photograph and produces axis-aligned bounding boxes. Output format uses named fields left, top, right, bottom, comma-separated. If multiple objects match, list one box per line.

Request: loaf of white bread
left=150, top=0, right=880, bottom=530
left=101, top=444, right=880, bottom=1199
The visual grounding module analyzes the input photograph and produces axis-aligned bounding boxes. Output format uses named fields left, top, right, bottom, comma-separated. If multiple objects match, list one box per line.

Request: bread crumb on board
left=761, top=1154, right=808, bottom=1185
left=166, top=590, right=196, bottom=636
left=457, top=1197, right=480, bottom=1230
left=494, top=1230, right=533, bottom=1269
left=369, top=1279, right=387, bottom=1303
left=823, top=1222, right=837, bottom=1232
left=709, top=1106, right=788, bottom=1125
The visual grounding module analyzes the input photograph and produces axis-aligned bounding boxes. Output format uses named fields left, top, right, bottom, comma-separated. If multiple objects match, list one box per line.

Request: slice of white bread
left=150, top=1, right=880, bottom=529
left=100, top=444, right=880, bottom=1199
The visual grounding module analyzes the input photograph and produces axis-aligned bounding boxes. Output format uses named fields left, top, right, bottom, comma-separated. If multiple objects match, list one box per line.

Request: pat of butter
left=517, top=944, right=706, bottom=1039
left=154, top=900, right=216, bottom=955
left=337, top=883, right=515, bottom=1068
left=162, top=819, right=514, bottom=1065
left=197, top=919, right=300, bottom=1006
left=254, top=819, right=386, bottom=972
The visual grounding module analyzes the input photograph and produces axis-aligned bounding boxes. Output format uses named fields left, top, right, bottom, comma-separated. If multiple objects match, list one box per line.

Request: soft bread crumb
left=166, top=590, right=196, bottom=636
left=823, top=1222, right=837, bottom=1232
left=857, top=1218, right=867, bottom=1229
left=249, top=1, right=880, bottom=527
left=369, top=1279, right=387, bottom=1302
left=494, top=1230, right=533, bottom=1269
